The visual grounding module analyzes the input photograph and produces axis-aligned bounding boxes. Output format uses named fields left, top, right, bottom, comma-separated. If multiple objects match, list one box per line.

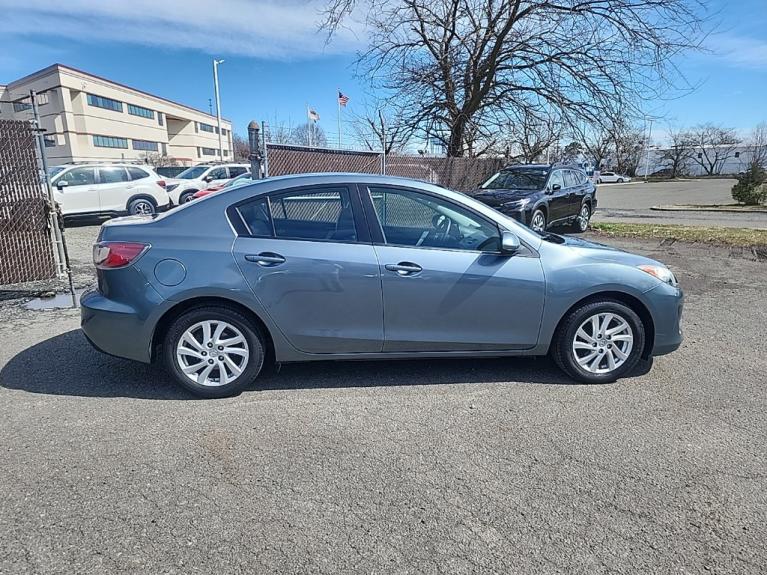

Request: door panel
left=375, top=245, right=545, bottom=351
left=97, top=167, right=132, bottom=212
left=547, top=170, right=569, bottom=222
left=54, top=167, right=98, bottom=214
left=233, top=237, right=383, bottom=353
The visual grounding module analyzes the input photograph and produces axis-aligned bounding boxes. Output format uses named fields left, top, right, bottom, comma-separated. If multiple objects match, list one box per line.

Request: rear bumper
left=80, top=286, right=164, bottom=363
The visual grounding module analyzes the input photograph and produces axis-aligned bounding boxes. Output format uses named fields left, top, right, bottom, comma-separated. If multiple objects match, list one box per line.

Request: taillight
left=93, top=242, right=148, bottom=269
left=157, top=180, right=167, bottom=188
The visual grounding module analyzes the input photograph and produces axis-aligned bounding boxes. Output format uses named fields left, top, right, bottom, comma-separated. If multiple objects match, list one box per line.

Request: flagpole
left=337, top=88, right=342, bottom=149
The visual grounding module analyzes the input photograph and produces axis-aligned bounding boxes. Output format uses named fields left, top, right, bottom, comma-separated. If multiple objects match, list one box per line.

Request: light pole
left=643, top=118, right=654, bottom=182
left=213, top=59, right=225, bottom=161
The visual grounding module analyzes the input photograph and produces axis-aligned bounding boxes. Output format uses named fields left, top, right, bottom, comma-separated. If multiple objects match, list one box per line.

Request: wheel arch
left=552, top=290, right=655, bottom=359
left=150, top=296, right=276, bottom=366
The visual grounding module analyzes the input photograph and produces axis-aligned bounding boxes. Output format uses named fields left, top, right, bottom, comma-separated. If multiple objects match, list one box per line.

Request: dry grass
left=589, top=222, right=767, bottom=248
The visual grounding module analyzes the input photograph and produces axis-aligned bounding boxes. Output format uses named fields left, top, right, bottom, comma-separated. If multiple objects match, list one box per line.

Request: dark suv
left=473, top=164, right=596, bottom=233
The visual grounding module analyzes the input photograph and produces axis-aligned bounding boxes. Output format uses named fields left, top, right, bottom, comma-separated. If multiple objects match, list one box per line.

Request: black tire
left=127, top=197, right=156, bottom=216
left=179, top=191, right=197, bottom=204
left=617, top=178, right=624, bottom=183
left=570, top=202, right=591, bottom=233
left=530, top=208, right=547, bottom=233
left=163, top=305, right=265, bottom=398
left=551, top=299, right=646, bottom=384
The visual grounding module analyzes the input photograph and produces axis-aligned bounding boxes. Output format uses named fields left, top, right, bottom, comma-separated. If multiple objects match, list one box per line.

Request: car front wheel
left=551, top=300, right=646, bottom=384
left=163, top=305, right=265, bottom=398
left=530, top=209, right=547, bottom=233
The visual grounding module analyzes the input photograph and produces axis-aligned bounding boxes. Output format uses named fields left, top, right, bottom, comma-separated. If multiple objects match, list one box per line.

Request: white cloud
left=708, top=34, right=767, bottom=69
left=0, top=0, right=364, bottom=59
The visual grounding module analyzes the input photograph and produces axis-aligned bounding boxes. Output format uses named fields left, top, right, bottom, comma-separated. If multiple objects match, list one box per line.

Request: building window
left=697, top=152, right=703, bottom=159
left=93, top=135, right=128, bottom=148
left=200, top=147, right=217, bottom=156
left=87, top=94, right=123, bottom=112
left=224, top=150, right=229, bottom=156
left=221, top=128, right=228, bottom=136
left=13, top=100, right=32, bottom=112
left=132, top=139, right=159, bottom=151
left=734, top=151, right=740, bottom=158
left=158, top=112, right=164, bottom=126
left=194, top=122, right=199, bottom=133
left=199, top=122, right=215, bottom=133
left=44, top=135, right=56, bottom=147
left=127, top=104, right=154, bottom=119
left=161, top=143, right=167, bottom=155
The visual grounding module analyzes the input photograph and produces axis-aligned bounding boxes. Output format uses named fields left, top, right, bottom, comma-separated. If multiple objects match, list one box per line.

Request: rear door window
left=229, top=167, right=248, bottom=177
left=270, top=187, right=357, bottom=242
left=98, top=167, right=130, bottom=184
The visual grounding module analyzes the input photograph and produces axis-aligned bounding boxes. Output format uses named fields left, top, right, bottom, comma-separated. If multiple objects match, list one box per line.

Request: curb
left=651, top=205, right=767, bottom=214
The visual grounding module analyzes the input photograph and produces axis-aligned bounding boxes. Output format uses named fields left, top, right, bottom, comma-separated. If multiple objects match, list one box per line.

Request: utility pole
left=213, top=59, right=225, bottom=161
left=643, top=118, right=654, bottom=182
left=248, top=121, right=262, bottom=180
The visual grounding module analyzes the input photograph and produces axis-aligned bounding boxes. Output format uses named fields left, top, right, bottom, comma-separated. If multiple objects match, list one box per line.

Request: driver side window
left=368, top=187, right=500, bottom=252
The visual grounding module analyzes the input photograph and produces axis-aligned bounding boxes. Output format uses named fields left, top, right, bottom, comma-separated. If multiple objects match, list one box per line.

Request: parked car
left=191, top=172, right=253, bottom=200
left=165, top=163, right=250, bottom=205
left=474, top=164, right=596, bottom=233
left=597, top=172, right=631, bottom=184
left=81, top=173, right=683, bottom=398
left=49, top=163, right=170, bottom=217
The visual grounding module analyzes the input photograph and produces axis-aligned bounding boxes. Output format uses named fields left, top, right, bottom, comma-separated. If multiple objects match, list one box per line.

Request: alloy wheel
left=572, top=312, right=634, bottom=374
left=531, top=210, right=546, bottom=233
left=133, top=200, right=154, bottom=215
left=176, top=320, right=250, bottom=387
left=577, top=204, right=590, bottom=231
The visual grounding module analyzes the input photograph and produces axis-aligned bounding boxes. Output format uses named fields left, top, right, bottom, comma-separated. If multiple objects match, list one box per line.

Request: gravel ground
left=594, top=179, right=767, bottom=229
left=1, top=224, right=766, bottom=574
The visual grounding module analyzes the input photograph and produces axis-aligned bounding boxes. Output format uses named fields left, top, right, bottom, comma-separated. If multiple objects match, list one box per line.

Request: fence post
left=261, top=120, right=269, bottom=178
left=248, top=120, right=262, bottom=180
left=31, top=90, right=77, bottom=307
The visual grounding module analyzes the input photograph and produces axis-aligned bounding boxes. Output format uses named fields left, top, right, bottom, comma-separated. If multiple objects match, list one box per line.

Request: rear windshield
left=481, top=168, right=549, bottom=191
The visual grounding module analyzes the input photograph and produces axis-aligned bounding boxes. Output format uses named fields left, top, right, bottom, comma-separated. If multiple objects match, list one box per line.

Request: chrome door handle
left=385, top=262, right=422, bottom=276
left=245, top=252, right=286, bottom=266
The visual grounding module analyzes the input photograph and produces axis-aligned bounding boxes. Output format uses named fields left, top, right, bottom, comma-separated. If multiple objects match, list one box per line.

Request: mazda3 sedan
left=81, top=173, right=683, bottom=398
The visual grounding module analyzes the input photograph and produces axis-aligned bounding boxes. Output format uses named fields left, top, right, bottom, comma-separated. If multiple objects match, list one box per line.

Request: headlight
left=501, top=198, right=530, bottom=209
left=638, top=264, right=678, bottom=287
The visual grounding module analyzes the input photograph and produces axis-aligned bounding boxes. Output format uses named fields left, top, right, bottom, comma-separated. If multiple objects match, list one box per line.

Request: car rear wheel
left=530, top=209, right=547, bottom=233
left=163, top=306, right=265, bottom=398
left=128, top=198, right=156, bottom=216
left=617, top=178, right=624, bottom=183
left=179, top=191, right=197, bottom=204
left=571, top=203, right=591, bottom=233
left=551, top=300, right=645, bottom=384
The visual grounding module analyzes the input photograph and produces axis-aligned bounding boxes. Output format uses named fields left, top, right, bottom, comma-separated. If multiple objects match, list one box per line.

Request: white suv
left=165, top=164, right=250, bottom=205
left=50, top=164, right=170, bottom=217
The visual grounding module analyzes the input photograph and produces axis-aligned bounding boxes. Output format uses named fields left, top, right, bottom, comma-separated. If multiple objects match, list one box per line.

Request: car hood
left=558, top=234, right=662, bottom=268
left=473, top=189, right=537, bottom=207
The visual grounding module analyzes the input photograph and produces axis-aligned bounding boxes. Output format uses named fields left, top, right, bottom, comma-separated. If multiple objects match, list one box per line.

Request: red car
left=191, top=172, right=252, bottom=200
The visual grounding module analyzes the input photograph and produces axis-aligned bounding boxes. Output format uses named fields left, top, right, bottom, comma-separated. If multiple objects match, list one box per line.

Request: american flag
left=338, top=91, right=349, bottom=107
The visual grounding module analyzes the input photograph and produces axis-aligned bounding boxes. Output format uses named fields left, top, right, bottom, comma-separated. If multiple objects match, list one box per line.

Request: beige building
left=0, top=64, right=233, bottom=166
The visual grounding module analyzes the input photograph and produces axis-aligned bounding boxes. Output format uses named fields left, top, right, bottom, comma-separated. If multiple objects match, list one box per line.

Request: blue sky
left=1, top=0, right=765, bottom=144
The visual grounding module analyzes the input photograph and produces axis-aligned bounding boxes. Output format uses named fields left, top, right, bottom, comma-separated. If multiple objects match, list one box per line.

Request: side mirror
left=500, top=231, right=520, bottom=254
left=203, top=175, right=213, bottom=182
left=551, top=183, right=561, bottom=192
left=55, top=180, right=68, bottom=190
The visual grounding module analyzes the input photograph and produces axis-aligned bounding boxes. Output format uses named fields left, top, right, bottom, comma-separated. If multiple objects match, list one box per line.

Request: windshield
left=48, top=166, right=66, bottom=179
left=176, top=166, right=208, bottom=179
left=481, top=168, right=549, bottom=191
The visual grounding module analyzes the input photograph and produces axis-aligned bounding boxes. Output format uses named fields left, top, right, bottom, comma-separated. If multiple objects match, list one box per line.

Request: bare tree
left=501, top=108, right=560, bottom=163
left=570, top=124, right=614, bottom=171
left=748, top=122, right=767, bottom=169
left=612, top=122, right=646, bottom=176
left=658, top=128, right=696, bottom=177
left=689, top=124, right=741, bottom=175
left=352, top=100, right=415, bottom=153
left=232, top=133, right=249, bottom=161
left=138, top=152, right=178, bottom=167
left=292, top=122, right=328, bottom=147
left=322, top=0, right=706, bottom=157
left=265, top=121, right=295, bottom=145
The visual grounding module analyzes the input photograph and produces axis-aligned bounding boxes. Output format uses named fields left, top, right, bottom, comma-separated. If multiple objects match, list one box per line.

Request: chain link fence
left=264, top=143, right=505, bottom=193
left=0, top=120, right=57, bottom=286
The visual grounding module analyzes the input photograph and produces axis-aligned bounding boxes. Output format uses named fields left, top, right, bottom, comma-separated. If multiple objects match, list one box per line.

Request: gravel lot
left=594, top=178, right=767, bottom=229
left=1, top=224, right=766, bottom=574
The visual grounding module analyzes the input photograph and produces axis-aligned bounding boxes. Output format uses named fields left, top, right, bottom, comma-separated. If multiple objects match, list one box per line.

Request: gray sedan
left=81, top=174, right=683, bottom=398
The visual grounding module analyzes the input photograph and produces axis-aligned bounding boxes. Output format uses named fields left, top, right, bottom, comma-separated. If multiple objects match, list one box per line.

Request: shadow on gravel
left=0, top=329, right=603, bottom=400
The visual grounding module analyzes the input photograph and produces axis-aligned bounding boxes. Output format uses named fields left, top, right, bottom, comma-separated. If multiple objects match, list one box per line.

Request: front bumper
left=645, top=283, right=684, bottom=356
